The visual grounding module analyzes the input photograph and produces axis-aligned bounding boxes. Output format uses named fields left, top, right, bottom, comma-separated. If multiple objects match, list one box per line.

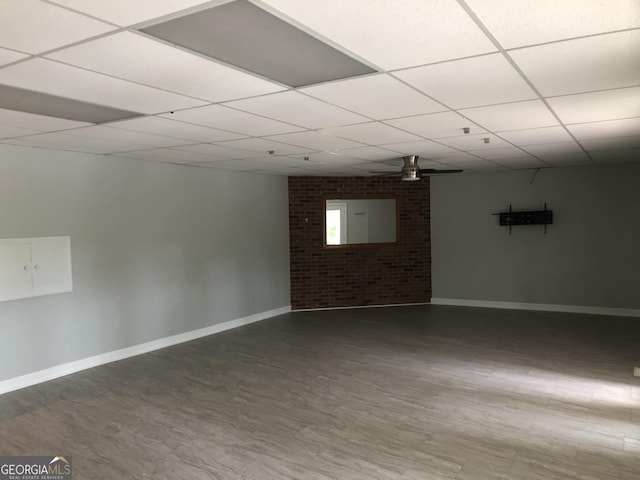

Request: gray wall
left=0, top=144, right=291, bottom=382
left=431, top=162, right=640, bottom=309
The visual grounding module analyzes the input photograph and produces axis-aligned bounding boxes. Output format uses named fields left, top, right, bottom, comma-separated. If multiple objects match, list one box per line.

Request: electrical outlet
left=634, top=367, right=640, bottom=377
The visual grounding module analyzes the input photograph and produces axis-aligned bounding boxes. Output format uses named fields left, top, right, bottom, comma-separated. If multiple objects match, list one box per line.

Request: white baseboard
left=0, top=305, right=291, bottom=396
left=294, top=302, right=430, bottom=312
left=430, top=298, right=640, bottom=318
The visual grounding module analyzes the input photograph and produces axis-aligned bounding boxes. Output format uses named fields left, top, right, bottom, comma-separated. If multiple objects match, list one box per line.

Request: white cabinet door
left=0, top=236, right=72, bottom=302
left=0, top=241, right=33, bottom=302
left=31, top=237, right=72, bottom=296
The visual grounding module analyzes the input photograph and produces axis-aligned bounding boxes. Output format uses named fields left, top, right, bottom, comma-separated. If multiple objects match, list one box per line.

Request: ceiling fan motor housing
left=401, top=155, right=421, bottom=181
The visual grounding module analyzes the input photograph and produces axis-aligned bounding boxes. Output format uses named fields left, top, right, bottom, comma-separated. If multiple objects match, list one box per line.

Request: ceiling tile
left=175, top=143, right=265, bottom=159
left=493, top=157, right=548, bottom=169
left=385, top=111, right=486, bottom=139
left=61, top=125, right=195, bottom=148
left=542, top=153, right=592, bottom=166
left=322, top=122, right=422, bottom=145
left=382, top=140, right=455, bottom=156
left=426, top=151, right=485, bottom=163
left=260, top=0, right=496, bottom=69
left=301, top=74, right=445, bottom=119
left=334, top=146, right=400, bottom=161
left=0, top=47, right=28, bottom=66
left=243, top=155, right=312, bottom=168
left=521, top=141, right=584, bottom=156
left=547, top=87, right=640, bottom=124
left=510, top=30, right=640, bottom=97
left=394, top=53, right=537, bottom=109
left=580, top=135, right=640, bottom=152
left=161, top=105, right=303, bottom=136
left=0, top=125, right=40, bottom=139
left=287, top=151, right=348, bottom=163
left=465, top=0, right=640, bottom=48
left=265, top=131, right=365, bottom=151
left=590, top=148, right=640, bottom=164
left=0, top=0, right=114, bottom=54
left=468, top=146, right=534, bottom=160
left=111, top=148, right=224, bottom=164
left=460, top=100, right=559, bottom=131
left=216, top=138, right=315, bottom=155
left=5, top=132, right=150, bottom=154
left=225, top=91, right=368, bottom=129
left=497, top=126, right=574, bottom=146
left=107, top=116, right=245, bottom=142
left=437, top=133, right=511, bottom=150
left=49, top=0, right=213, bottom=26
left=567, top=118, right=640, bottom=140
left=0, top=108, right=91, bottom=131
left=47, top=32, right=285, bottom=102
left=440, top=158, right=502, bottom=170
left=0, top=59, right=206, bottom=114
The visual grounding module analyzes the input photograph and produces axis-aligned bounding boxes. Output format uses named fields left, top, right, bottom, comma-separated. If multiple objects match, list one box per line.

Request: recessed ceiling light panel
left=0, top=84, right=142, bottom=123
left=140, top=0, right=376, bottom=87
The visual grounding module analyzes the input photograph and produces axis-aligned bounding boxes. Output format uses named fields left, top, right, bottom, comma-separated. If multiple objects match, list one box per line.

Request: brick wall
left=288, top=176, right=431, bottom=310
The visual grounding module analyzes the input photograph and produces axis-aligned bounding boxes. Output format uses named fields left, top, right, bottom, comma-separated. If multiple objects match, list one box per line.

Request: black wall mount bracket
left=493, top=203, right=553, bottom=234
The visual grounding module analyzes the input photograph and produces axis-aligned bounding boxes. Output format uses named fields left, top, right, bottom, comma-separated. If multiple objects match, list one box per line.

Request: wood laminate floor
left=1, top=305, right=639, bottom=479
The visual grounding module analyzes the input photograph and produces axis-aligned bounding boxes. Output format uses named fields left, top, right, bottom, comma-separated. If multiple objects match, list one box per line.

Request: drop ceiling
left=0, top=0, right=638, bottom=176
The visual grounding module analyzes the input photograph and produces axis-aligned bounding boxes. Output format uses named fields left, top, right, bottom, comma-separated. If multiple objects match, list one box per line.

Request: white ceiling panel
left=426, top=151, right=485, bottom=164
left=47, top=32, right=285, bottom=102
left=0, top=59, right=207, bottom=114
left=382, top=140, right=455, bottom=156
left=522, top=141, right=584, bottom=156
left=107, top=116, right=245, bottom=142
left=394, top=53, right=537, bottom=109
left=590, top=148, right=640, bottom=163
left=61, top=125, right=195, bottom=148
left=468, top=146, right=533, bottom=160
left=217, top=138, right=314, bottom=155
left=0, top=47, right=28, bottom=66
left=0, top=125, right=40, bottom=139
left=0, top=108, right=91, bottom=131
left=261, top=0, right=496, bottom=69
left=441, top=159, right=501, bottom=170
left=510, top=30, right=640, bottom=97
left=322, top=122, right=422, bottom=145
left=175, top=143, right=265, bottom=159
left=580, top=136, right=640, bottom=152
left=224, top=91, right=368, bottom=129
left=301, top=74, right=445, bottom=119
left=244, top=155, right=313, bottom=168
left=542, top=153, right=592, bottom=166
left=335, top=146, right=400, bottom=161
left=265, top=131, right=364, bottom=151
left=567, top=118, right=640, bottom=140
left=493, top=157, right=548, bottom=169
left=5, top=132, right=150, bottom=154
left=497, top=126, right=574, bottom=146
left=547, top=87, right=640, bottom=124
left=385, top=111, right=487, bottom=139
left=161, top=105, right=303, bottom=136
left=465, top=0, right=640, bottom=48
left=49, top=0, right=213, bottom=26
left=0, top=0, right=114, bottom=54
left=460, top=100, right=559, bottom=131
left=111, top=148, right=224, bottom=164
left=287, top=151, right=347, bottom=163
left=437, top=134, right=511, bottom=150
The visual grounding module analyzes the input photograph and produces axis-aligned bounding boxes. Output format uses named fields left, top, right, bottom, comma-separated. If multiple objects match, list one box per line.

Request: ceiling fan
left=370, top=155, right=463, bottom=181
